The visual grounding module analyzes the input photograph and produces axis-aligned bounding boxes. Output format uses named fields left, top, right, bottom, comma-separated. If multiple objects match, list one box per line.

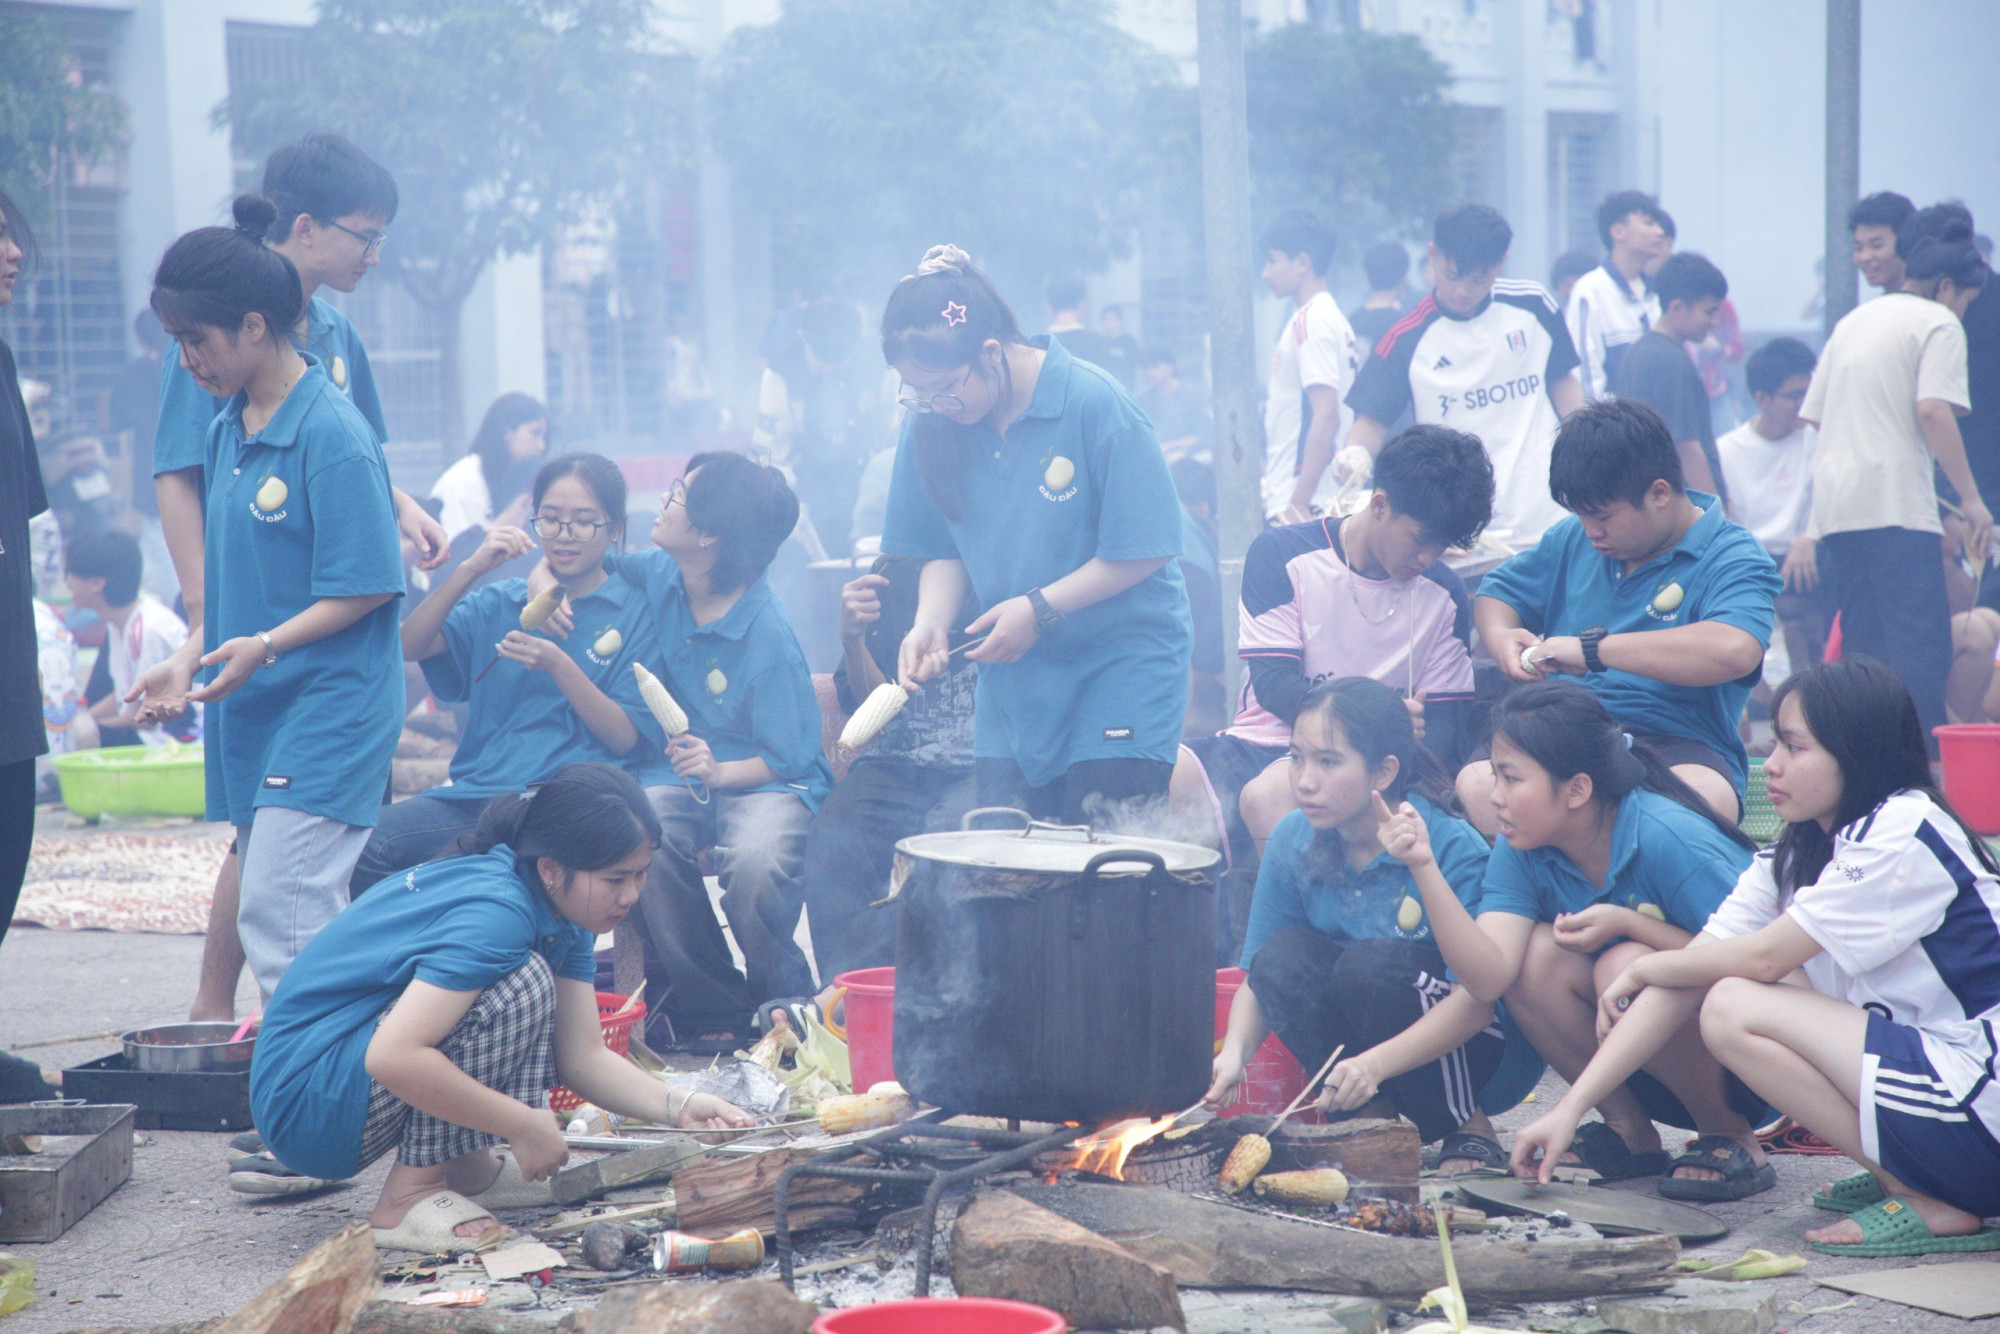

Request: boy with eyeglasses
left=1718, top=338, right=1823, bottom=678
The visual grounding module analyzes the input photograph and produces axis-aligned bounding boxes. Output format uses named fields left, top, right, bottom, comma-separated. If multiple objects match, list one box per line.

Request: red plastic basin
left=814, top=1298, right=1066, bottom=1334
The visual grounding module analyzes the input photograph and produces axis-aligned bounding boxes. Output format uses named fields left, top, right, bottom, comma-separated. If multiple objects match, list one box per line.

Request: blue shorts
left=1862, top=1012, right=2000, bottom=1218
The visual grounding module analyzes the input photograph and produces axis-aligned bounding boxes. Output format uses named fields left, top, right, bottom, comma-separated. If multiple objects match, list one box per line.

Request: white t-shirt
left=1346, top=280, right=1582, bottom=550
left=1567, top=263, right=1658, bottom=400
left=1717, top=421, right=1816, bottom=556
left=1263, top=290, right=1359, bottom=518
left=106, top=593, right=197, bottom=746
left=1803, top=293, right=1970, bottom=537
left=430, top=454, right=493, bottom=543
left=1703, top=790, right=2000, bottom=1132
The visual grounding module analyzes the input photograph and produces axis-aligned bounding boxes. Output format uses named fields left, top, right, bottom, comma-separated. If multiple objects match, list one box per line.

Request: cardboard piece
left=478, top=1241, right=566, bottom=1282
left=1818, top=1260, right=2000, bottom=1319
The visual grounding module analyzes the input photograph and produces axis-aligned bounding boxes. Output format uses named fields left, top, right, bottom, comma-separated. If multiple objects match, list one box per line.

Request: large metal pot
left=890, top=808, right=1218, bottom=1123
left=120, top=1022, right=255, bottom=1073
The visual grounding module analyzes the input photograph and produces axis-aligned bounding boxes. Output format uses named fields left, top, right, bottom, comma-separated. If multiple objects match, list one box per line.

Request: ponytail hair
left=1770, top=658, right=1998, bottom=895
left=1489, top=681, right=1755, bottom=852
left=150, top=195, right=305, bottom=341
left=880, top=244, right=1026, bottom=518
left=1294, top=676, right=1462, bottom=886
left=461, top=763, right=661, bottom=885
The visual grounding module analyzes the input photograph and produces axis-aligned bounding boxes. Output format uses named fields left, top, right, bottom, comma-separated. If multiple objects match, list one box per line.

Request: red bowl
left=813, top=1297, right=1066, bottom=1334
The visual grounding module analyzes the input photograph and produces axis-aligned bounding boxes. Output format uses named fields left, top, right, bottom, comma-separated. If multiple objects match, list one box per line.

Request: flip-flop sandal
left=1811, top=1198, right=2000, bottom=1257
left=371, top=1190, right=511, bottom=1255
left=471, top=1151, right=553, bottom=1210
left=1657, top=1134, right=1777, bottom=1202
left=1558, top=1121, right=1673, bottom=1183
left=226, top=1151, right=340, bottom=1197
left=753, top=997, right=821, bottom=1038
left=1812, top=1170, right=1887, bottom=1213
left=1758, top=1117, right=1842, bottom=1156
left=1432, top=1131, right=1510, bottom=1176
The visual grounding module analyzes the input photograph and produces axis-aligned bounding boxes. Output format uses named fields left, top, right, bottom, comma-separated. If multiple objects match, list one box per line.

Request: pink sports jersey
left=1227, top=516, right=1474, bottom=748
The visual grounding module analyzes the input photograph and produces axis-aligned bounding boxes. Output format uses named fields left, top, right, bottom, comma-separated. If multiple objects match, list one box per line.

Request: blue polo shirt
left=1241, top=796, right=1492, bottom=969
left=882, top=336, right=1192, bottom=786
left=201, top=357, right=404, bottom=829
left=156, top=296, right=388, bottom=480
left=251, top=844, right=596, bottom=1181
left=1477, top=492, right=1779, bottom=794
left=1482, top=787, right=1755, bottom=931
left=420, top=571, right=656, bottom=803
left=620, top=549, right=833, bottom=810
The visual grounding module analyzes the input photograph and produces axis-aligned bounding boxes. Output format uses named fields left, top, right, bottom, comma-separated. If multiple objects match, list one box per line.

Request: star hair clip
left=942, top=301, right=968, bottom=328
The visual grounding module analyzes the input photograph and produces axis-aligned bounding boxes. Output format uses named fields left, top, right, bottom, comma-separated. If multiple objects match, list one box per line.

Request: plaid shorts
left=357, top=951, right=558, bottom=1169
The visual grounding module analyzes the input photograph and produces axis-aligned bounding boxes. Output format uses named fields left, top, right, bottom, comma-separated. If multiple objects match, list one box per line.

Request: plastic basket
left=51, top=744, right=205, bottom=820
left=1740, top=758, right=1784, bottom=846
left=549, top=991, right=647, bottom=1115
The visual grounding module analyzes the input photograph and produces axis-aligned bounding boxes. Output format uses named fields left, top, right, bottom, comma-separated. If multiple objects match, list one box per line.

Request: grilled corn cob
left=839, top=681, right=913, bottom=753
left=816, top=1086, right=911, bottom=1135
left=1218, top=1133, right=1271, bottom=1193
left=1252, top=1167, right=1350, bottom=1207
left=633, top=663, right=689, bottom=737
left=520, top=585, right=564, bottom=630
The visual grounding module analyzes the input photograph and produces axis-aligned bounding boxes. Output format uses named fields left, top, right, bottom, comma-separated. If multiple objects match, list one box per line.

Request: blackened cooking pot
left=890, top=808, right=1219, bottom=1123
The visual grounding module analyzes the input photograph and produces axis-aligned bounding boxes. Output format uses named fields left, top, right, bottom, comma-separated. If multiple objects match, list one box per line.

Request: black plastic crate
left=61, top=1053, right=253, bottom=1132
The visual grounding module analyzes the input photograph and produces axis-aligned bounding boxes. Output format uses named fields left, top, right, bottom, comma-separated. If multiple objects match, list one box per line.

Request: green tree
left=1245, top=24, right=1456, bottom=244
left=705, top=0, right=1174, bottom=308
left=0, top=11, right=126, bottom=229
left=221, top=0, right=687, bottom=451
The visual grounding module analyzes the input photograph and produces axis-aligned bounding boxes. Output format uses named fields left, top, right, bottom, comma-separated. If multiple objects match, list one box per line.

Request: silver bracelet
left=668, top=1085, right=691, bottom=1124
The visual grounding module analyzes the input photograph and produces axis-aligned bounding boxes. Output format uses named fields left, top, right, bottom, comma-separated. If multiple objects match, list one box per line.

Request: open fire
left=1050, top=1113, right=1181, bottom=1180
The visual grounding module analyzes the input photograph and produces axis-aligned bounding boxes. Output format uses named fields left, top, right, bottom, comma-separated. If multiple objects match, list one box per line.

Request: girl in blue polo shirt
left=613, top=452, right=832, bottom=1048
left=134, top=196, right=405, bottom=1003
left=351, top=452, right=657, bottom=894
left=1428, top=681, right=1767, bottom=1197
left=252, top=763, right=753, bottom=1255
left=882, top=246, right=1191, bottom=824
left=1206, top=678, right=1536, bottom=1172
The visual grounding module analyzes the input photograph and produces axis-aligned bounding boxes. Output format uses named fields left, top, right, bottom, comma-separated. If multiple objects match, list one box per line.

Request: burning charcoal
left=580, top=1220, right=630, bottom=1271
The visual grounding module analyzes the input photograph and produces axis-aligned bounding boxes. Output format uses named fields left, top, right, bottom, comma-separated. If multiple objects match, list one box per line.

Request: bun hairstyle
left=880, top=244, right=1026, bottom=517
left=150, top=194, right=306, bottom=341
left=461, top=763, right=661, bottom=889
left=682, top=449, right=800, bottom=593
left=1903, top=212, right=1989, bottom=292
left=1489, top=680, right=1756, bottom=852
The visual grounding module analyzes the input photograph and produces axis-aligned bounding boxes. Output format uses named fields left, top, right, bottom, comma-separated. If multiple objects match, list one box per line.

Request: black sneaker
left=227, top=1129, right=264, bottom=1156
left=226, top=1151, right=337, bottom=1196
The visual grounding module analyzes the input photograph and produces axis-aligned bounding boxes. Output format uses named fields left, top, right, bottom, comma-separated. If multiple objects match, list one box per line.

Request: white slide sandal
left=370, top=1190, right=510, bottom=1254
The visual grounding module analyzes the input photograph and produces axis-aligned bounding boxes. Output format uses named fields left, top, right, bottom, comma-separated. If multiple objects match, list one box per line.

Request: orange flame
left=1057, top=1114, right=1180, bottom=1180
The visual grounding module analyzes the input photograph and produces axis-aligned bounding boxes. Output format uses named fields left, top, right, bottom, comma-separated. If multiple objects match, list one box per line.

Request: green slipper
left=1810, top=1198, right=2000, bottom=1257
left=1811, top=1171, right=1886, bottom=1213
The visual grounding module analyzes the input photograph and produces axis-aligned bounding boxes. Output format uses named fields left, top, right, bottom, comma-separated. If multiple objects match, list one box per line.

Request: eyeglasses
left=897, top=366, right=971, bottom=415
left=662, top=479, right=687, bottom=511
left=535, top=514, right=609, bottom=540
left=326, top=219, right=388, bottom=257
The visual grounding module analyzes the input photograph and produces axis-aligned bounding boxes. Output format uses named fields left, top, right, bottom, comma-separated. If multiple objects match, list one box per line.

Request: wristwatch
left=1579, top=625, right=1609, bottom=674
left=1026, top=587, right=1063, bottom=631
left=257, top=631, right=279, bottom=667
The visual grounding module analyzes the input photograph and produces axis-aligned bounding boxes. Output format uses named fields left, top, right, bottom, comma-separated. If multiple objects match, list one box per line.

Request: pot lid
left=895, top=807, right=1221, bottom=876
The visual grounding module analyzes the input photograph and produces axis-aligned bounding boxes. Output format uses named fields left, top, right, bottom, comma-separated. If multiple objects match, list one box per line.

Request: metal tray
left=63, top=1053, right=254, bottom=1132
left=1453, top=1176, right=1729, bottom=1244
left=0, top=1102, right=135, bottom=1242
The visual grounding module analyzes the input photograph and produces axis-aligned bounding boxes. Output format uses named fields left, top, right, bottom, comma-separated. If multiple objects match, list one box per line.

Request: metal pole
left=1196, top=0, right=1267, bottom=689
left=1824, top=0, right=1861, bottom=337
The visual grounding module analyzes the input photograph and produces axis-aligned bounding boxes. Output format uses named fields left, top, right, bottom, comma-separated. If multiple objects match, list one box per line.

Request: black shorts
left=1183, top=733, right=1288, bottom=857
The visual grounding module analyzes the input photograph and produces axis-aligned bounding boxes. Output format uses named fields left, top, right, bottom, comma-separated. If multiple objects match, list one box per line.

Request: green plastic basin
left=51, top=744, right=205, bottom=820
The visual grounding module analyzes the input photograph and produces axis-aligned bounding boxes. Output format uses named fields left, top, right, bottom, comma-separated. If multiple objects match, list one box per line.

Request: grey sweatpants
left=236, top=806, right=371, bottom=1001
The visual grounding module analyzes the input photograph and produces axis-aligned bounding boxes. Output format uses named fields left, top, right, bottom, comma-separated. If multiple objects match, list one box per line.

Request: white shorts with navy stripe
left=1860, top=1012, right=2000, bottom=1218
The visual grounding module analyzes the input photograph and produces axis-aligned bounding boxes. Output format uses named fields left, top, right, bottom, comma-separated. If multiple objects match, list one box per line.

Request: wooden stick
left=1270, top=1044, right=1344, bottom=1133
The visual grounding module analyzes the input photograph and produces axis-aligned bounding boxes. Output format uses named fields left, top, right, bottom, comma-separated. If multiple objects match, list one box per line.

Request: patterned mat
left=12, top=832, right=227, bottom=935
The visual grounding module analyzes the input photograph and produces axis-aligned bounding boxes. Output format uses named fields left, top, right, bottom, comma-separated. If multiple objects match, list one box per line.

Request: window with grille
left=1547, top=113, right=1617, bottom=256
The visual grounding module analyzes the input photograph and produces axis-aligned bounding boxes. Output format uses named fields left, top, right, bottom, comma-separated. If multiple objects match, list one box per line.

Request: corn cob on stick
left=633, top=663, right=689, bottom=736
left=838, top=681, right=912, bottom=753
left=1217, top=1133, right=1271, bottom=1193
left=474, top=583, right=568, bottom=682
left=817, top=1086, right=912, bottom=1135
left=1252, top=1167, right=1350, bottom=1207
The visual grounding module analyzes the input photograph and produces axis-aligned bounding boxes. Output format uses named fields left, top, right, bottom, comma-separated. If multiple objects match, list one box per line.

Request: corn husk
left=1677, top=1248, right=1807, bottom=1281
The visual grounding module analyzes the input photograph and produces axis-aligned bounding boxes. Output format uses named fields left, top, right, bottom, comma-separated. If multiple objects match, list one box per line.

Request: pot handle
left=1082, top=848, right=1168, bottom=881
left=961, top=806, right=1033, bottom=832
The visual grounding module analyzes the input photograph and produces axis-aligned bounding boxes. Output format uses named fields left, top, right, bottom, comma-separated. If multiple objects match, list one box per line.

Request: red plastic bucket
left=1214, top=967, right=1315, bottom=1122
left=1937, top=725, right=2000, bottom=835
left=815, top=1298, right=1065, bottom=1334
left=550, top=991, right=647, bottom=1113
left=833, top=967, right=896, bottom=1092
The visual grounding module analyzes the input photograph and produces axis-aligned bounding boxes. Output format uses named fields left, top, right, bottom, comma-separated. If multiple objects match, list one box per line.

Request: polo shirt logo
left=1102, top=726, right=1133, bottom=740
left=252, top=476, right=289, bottom=522
left=586, top=626, right=623, bottom=665
left=706, top=667, right=728, bottom=695
left=1646, top=581, right=1686, bottom=621
left=1039, top=454, right=1079, bottom=503
left=263, top=775, right=292, bottom=789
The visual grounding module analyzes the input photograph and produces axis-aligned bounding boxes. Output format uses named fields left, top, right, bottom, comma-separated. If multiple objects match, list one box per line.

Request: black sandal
left=1559, top=1121, right=1674, bottom=1182
left=1656, top=1133, right=1776, bottom=1202
left=1433, top=1131, right=1509, bottom=1176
